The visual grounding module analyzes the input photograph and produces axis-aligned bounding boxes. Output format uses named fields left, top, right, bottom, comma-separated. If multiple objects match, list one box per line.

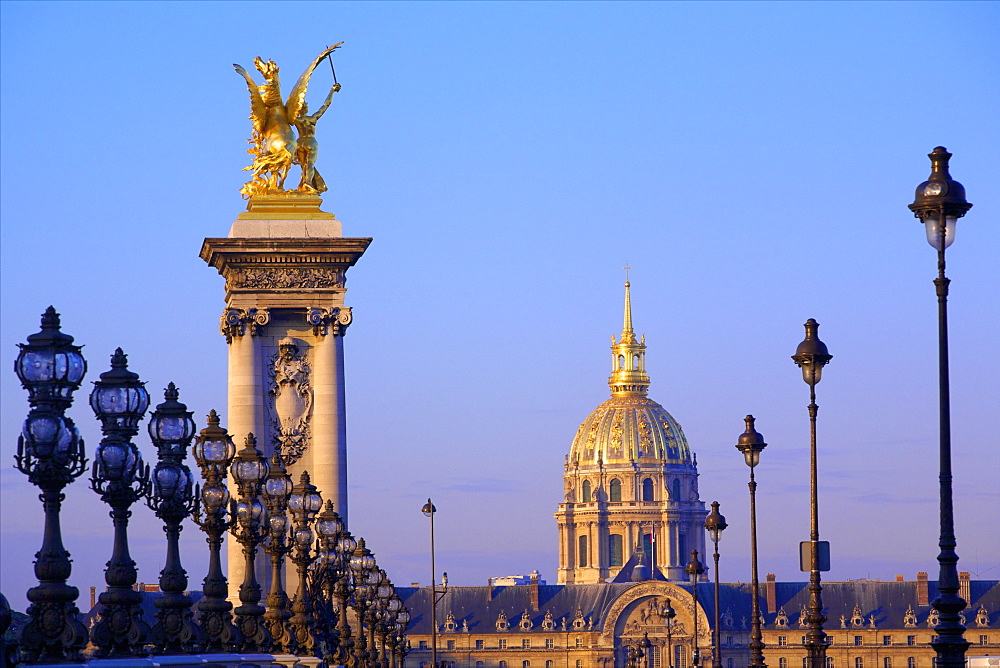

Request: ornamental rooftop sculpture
left=234, top=44, right=343, bottom=201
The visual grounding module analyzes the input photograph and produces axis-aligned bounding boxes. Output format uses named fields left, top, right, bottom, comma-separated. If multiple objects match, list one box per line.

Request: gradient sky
left=1, top=1, right=998, bottom=609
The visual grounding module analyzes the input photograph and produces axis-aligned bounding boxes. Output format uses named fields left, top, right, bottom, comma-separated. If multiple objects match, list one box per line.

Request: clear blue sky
left=2, top=1, right=998, bottom=607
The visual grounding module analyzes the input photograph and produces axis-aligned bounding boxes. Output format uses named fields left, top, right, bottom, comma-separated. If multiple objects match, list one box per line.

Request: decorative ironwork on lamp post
left=192, top=409, right=240, bottom=652
left=13, top=307, right=90, bottom=663
left=684, top=550, right=706, bottom=668
left=350, top=537, right=377, bottom=666
left=704, top=502, right=727, bottom=668
left=312, top=499, right=346, bottom=663
left=88, top=348, right=152, bottom=658
left=262, top=451, right=294, bottom=652
left=908, top=146, right=973, bottom=668
left=333, top=527, right=359, bottom=666
left=146, top=382, right=200, bottom=653
left=792, top=319, right=832, bottom=668
left=230, top=433, right=273, bottom=652
left=735, top=415, right=767, bottom=668
left=288, top=471, right=323, bottom=655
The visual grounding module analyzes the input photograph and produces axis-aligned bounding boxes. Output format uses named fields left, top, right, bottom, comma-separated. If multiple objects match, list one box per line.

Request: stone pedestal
left=201, top=194, right=370, bottom=598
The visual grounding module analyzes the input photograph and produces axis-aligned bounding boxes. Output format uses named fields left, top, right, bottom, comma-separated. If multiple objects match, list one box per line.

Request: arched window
left=671, top=478, right=681, bottom=501
left=523, top=662, right=530, bottom=668
left=618, top=355, right=625, bottom=369
left=582, top=480, right=592, bottom=502
left=633, top=354, right=640, bottom=370
left=728, top=660, right=734, bottom=668
left=500, top=662, right=508, bottom=668
left=642, top=478, right=654, bottom=501
left=884, top=659, right=892, bottom=668
left=609, top=534, right=624, bottom=567
left=609, top=478, right=622, bottom=502
left=907, top=659, right=916, bottom=668
left=675, top=645, right=687, bottom=668
left=578, top=534, right=588, bottom=567
left=780, top=659, right=788, bottom=668
left=855, top=659, right=864, bottom=668
left=476, top=663, right=485, bottom=668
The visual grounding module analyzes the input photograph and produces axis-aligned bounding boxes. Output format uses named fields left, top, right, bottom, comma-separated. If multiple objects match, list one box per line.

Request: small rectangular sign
left=800, top=541, right=831, bottom=572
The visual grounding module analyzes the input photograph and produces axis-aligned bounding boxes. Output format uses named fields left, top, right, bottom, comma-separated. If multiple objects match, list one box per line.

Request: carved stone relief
left=220, top=307, right=270, bottom=343
left=230, top=267, right=345, bottom=290
left=267, top=338, right=313, bottom=465
left=307, top=306, right=352, bottom=337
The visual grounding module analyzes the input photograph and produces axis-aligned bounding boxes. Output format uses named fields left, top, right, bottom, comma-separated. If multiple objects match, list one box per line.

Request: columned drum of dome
left=556, top=280, right=707, bottom=584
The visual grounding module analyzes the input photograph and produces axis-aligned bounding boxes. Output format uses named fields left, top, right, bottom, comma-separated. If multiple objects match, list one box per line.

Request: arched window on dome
left=671, top=478, right=681, bottom=501
left=609, top=478, right=622, bottom=502
left=582, top=480, right=592, bottom=502
left=609, top=534, right=624, bottom=567
left=642, top=478, right=654, bottom=501
left=618, top=355, right=625, bottom=369
left=578, top=534, right=588, bottom=567
left=633, top=354, right=640, bottom=370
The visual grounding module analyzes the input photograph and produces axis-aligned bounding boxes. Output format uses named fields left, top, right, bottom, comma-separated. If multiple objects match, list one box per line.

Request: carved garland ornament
left=267, top=338, right=313, bottom=465
left=231, top=267, right=345, bottom=290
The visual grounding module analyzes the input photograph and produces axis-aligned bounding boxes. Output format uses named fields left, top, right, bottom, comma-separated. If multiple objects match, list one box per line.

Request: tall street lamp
left=792, top=319, right=832, bottom=668
left=192, top=409, right=240, bottom=652
left=684, top=550, right=706, bottom=668
left=908, top=146, right=973, bottom=668
left=13, top=307, right=90, bottom=663
left=88, top=348, right=152, bottom=658
left=735, top=415, right=767, bottom=668
left=659, top=599, right=676, bottom=668
left=230, top=433, right=272, bottom=652
left=350, top=536, right=377, bottom=666
left=288, top=471, right=323, bottom=655
left=147, top=383, right=200, bottom=653
left=422, top=498, right=440, bottom=668
left=704, top=502, right=727, bottom=668
left=262, top=452, right=294, bottom=652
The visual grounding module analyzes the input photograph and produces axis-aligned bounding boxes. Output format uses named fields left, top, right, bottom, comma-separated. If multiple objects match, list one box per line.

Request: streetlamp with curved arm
left=736, top=415, right=767, bottom=668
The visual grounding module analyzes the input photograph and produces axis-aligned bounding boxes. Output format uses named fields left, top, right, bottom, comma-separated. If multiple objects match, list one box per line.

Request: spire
left=608, top=272, right=650, bottom=397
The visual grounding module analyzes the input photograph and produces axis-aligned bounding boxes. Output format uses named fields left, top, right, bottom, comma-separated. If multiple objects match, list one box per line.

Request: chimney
left=959, top=572, right=971, bottom=605
left=90, top=586, right=96, bottom=610
left=530, top=571, right=540, bottom=611
left=916, top=572, right=929, bottom=606
left=896, top=575, right=904, bottom=582
left=488, top=577, right=494, bottom=601
left=766, top=574, right=777, bottom=615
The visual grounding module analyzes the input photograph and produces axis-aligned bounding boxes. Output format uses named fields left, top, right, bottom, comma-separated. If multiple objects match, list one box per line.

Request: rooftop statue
left=234, top=44, right=343, bottom=200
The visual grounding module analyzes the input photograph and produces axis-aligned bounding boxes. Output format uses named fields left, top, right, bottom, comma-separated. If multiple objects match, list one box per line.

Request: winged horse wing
left=286, top=42, right=343, bottom=122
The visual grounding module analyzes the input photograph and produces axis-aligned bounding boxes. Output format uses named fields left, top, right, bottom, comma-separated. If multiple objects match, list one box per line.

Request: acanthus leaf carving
left=231, top=267, right=344, bottom=290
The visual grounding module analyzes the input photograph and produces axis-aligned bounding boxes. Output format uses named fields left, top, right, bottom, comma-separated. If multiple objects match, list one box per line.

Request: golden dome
left=569, top=278, right=692, bottom=467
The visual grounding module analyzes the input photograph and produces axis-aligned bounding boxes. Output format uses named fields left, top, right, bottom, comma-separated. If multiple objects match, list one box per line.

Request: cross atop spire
left=621, top=268, right=636, bottom=345
left=609, top=274, right=648, bottom=397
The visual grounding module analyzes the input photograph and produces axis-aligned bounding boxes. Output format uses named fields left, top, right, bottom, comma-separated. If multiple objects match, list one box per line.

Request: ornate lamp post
left=735, top=415, right=767, bottom=668
left=421, top=498, right=440, bottom=668
left=392, top=609, right=411, bottom=668
left=334, top=528, right=359, bottom=666
left=230, top=433, right=272, bottom=652
left=288, top=471, right=323, bottom=655
left=908, top=146, right=973, bottom=668
left=13, top=307, right=89, bottom=663
left=350, top=537, right=377, bottom=666
left=192, top=409, right=240, bottom=652
left=704, top=502, right=727, bottom=668
left=659, top=599, right=676, bottom=668
left=381, top=593, right=403, bottom=668
left=88, top=348, right=152, bottom=658
left=792, top=320, right=832, bottom=668
left=262, top=452, right=294, bottom=652
left=684, top=550, right=706, bottom=668
left=146, top=383, right=200, bottom=653
left=312, top=500, right=346, bottom=662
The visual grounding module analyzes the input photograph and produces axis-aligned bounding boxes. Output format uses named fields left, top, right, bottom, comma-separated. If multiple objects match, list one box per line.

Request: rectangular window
left=883, top=636, right=892, bottom=646
left=907, top=636, right=916, bottom=646
left=907, top=658, right=916, bottom=668
left=854, top=636, right=863, bottom=646
left=579, top=535, right=588, bottom=567
left=727, top=636, right=734, bottom=646
left=801, top=636, right=807, bottom=646
left=778, top=636, right=788, bottom=646
left=981, top=635, right=989, bottom=646
left=727, top=660, right=734, bottom=668
left=609, top=534, right=624, bottom=567
left=522, top=639, right=531, bottom=650
left=545, top=639, right=554, bottom=649
left=447, top=640, right=455, bottom=650
left=499, top=639, right=508, bottom=650
left=419, top=641, right=428, bottom=650
left=475, top=640, right=484, bottom=650
left=575, top=637, right=584, bottom=648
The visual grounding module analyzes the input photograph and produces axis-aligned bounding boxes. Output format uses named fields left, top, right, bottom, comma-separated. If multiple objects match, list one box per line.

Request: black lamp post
left=312, top=499, right=346, bottom=663
left=230, top=433, right=272, bottom=652
left=350, top=537, right=377, bottom=666
left=192, top=409, right=240, bottom=652
left=333, top=527, right=358, bottom=666
left=288, top=471, right=323, bottom=655
left=147, top=382, right=200, bottom=653
left=792, top=320, right=832, bottom=668
left=88, top=348, right=152, bottom=658
left=908, top=146, right=973, bottom=668
left=13, top=307, right=90, bottom=663
left=684, top=550, right=706, bottom=667
left=392, top=608, right=411, bottom=668
left=659, top=599, right=676, bottom=668
left=262, top=451, right=294, bottom=652
left=704, top=502, right=727, bottom=668
left=421, top=498, right=441, bottom=668
left=735, top=415, right=767, bottom=668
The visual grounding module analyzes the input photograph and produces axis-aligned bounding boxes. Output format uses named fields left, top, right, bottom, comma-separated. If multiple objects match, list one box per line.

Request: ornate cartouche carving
left=221, top=308, right=270, bottom=343
left=267, top=339, right=313, bottom=464
left=231, top=267, right=345, bottom=290
left=307, top=307, right=352, bottom=337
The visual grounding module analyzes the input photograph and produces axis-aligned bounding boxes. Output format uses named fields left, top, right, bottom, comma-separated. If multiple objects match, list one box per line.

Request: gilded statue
left=234, top=44, right=343, bottom=200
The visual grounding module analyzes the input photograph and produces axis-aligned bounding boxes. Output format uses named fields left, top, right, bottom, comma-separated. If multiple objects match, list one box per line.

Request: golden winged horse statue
left=234, top=43, right=343, bottom=200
